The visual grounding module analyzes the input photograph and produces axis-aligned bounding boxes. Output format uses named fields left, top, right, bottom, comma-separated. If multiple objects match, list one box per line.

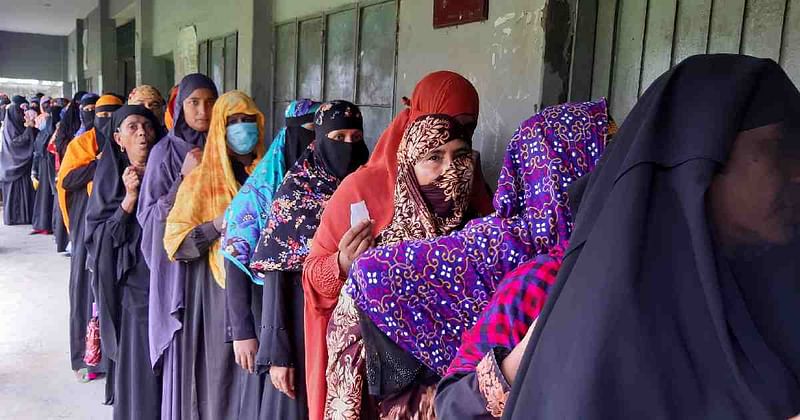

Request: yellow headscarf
left=164, top=91, right=267, bottom=287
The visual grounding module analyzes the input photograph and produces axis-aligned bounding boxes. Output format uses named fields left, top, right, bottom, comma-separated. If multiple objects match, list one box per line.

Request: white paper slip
left=350, top=200, right=370, bottom=228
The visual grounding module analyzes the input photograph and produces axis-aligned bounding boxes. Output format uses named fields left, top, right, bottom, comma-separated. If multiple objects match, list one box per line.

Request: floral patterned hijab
left=377, top=114, right=475, bottom=247
left=249, top=101, right=367, bottom=276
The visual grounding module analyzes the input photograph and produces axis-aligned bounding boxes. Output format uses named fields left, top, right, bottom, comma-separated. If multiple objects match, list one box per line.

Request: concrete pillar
left=75, top=19, right=86, bottom=92
left=61, top=36, right=72, bottom=98
left=99, top=0, right=120, bottom=93
left=250, top=0, right=273, bottom=117
left=135, top=0, right=169, bottom=94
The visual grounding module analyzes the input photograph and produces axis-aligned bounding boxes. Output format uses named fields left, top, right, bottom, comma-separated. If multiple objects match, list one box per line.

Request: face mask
left=419, top=182, right=455, bottom=218
left=226, top=122, right=260, bottom=155
left=81, top=109, right=95, bottom=129
left=95, top=116, right=112, bottom=134
left=315, top=136, right=369, bottom=180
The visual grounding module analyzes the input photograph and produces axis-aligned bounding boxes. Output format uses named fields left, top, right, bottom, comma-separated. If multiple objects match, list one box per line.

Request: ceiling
left=0, top=0, right=99, bottom=36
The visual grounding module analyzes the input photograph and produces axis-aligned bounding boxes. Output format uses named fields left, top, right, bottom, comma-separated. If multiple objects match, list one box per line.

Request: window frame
left=197, top=31, right=239, bottom=93
left=270, top=0, right=399, bottom=136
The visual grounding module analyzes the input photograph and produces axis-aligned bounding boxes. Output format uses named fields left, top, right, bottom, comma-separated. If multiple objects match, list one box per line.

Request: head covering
left=80, top=93, right=100, bottom=106
left=0, top=95, right=10, bottom=106
left=40, top=96, right=52, bottom=113
left=376, top=114, right=475, bottom=247
left=54, top=93, right=86, bottom=158
left=84, top=105, right=162, bottom=364
left=221, top=99, right=320, bottom=282
left=313, top=100, right=368, bottom=179
left=164, top=90, right=265, bottom=287
left=94, top=95, right=124, bottom=150
left=128, top=84, right=164, bottom=105
left=0, top=103, right=33, bottom=182
left=505, top=55, right=800, bottom=419
left=283, top=100, right=318, bottom=168
left=72, top=91, right=88, bottom=103
left=346, top=99, right=611, bottom=376
left=96, top=94, right=123, bottom=110
left=12, top=95, right=27, bottom=105
left=28, top=96, right=41, bottom=114
left=171, top=73, right=218, bottom=146
left=306, top=72, right=491, bottom=264
left=34, top=104, right=63, bottom=158
left=78, top=93, right=100, bottom=133
left=164, top=85, right=178, bottom=130
left=249, top=101, right=368, bottom=276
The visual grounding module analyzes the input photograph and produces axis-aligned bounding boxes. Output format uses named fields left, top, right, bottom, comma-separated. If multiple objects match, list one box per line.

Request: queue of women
left=1, top=53, right=799, bottom=420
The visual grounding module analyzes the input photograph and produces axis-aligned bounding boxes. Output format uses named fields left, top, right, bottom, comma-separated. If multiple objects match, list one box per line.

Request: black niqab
left=283, top=113, right=316, bottom=170
left=80, top=93, right=100, bottom=132
left=504, top=55, right=800, bottom=419
left=171, top=73, right=218, bottom=147
left=313, top=100, right=368, bottom=180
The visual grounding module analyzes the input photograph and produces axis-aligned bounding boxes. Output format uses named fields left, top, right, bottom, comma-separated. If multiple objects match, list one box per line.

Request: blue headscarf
left=221, top=99, right=320, bottom=282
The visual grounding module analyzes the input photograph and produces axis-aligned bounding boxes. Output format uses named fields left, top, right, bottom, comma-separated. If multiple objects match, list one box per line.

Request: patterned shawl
left=249, top=100, right=367, bottom=275
left=446, top=254, right=558, bottom=375
left=345, top=99, right=611, bottom=375
left=164, top=91, right=266, bottom=287
left=377, top=114, right=475, bottom=246
left=221, top=99, right=319, bottom=283
left=249, top=145, right=340, bottom=274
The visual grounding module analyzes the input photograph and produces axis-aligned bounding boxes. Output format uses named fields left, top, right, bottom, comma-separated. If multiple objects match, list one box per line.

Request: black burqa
left=86, top=105, right=164, bottom=420
left=504, top=55, right=800, bottom=419
left=31, top=106, right=62, bottom=231
left=0, top=103, right=37, bottom=225
left=53, top=91, right=87, bottom=251
left=64, top=104, right=118, bottom=375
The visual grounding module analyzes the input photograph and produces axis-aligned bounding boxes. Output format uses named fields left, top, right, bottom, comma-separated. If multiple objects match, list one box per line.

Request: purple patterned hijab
left=345, top=99, right=611, bottom=375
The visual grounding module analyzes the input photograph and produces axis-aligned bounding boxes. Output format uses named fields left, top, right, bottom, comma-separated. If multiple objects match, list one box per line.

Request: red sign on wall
left=433, top=0, right=489, bottom=29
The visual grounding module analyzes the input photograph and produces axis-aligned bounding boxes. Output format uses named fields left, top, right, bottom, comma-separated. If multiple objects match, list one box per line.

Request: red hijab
left=308, top=71, right=492, bottom=272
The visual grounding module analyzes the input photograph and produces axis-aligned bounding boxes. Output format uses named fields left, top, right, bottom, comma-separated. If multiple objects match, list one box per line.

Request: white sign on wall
left=174, top=26, right=199, bottom=83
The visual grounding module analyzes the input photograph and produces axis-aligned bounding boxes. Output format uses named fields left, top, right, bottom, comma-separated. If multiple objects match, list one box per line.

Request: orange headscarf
left=163, top=91, right=266, bottom=287
left=301, top=70, right=494, bottom=420
left=56, top=94, right=124, bottom=231
left=164, top=85, right=178, bottom=130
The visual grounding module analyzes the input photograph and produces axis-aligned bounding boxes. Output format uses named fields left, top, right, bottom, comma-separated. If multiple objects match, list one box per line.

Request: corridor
left=0, top=221, right=109, bottom=420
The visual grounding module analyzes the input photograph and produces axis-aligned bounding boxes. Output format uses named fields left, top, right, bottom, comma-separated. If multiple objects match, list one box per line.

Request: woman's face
left=137, top=99, right=165, bottom=123
left=709, top=124, right=800, bottom=246
left=114, top=114, right=157, bottom=166
left=326, top=128, right=364, bottom=143
left=182, top=88, right=216, bottom=132
left=413, top=138, right=471, bottom=186
left=226, top=113, right=257, bottom=126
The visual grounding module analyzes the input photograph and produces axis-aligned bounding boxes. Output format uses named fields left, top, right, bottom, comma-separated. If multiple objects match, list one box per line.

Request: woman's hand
left=337, top=219, right=374, bottom=275
left=500, top=319, right=537, bottom=385
left=121, top=166, right=140, bottom=214
left=233, top=338, right=258, bottom=374
left=269, top=366, right=296, bottom=399
left=181, top=148, right=203, bottom=176
left=213, top=214, right=226, bottom=233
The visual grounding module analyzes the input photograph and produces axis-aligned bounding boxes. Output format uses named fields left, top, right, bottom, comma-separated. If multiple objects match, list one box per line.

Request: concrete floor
left=0, top=222, right=111, bottom=420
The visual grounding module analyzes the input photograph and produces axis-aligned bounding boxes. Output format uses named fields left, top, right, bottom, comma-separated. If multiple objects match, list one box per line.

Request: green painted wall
left=395, top=0, right=548, bottom=181
left=150, top=0, right=255, bottom=93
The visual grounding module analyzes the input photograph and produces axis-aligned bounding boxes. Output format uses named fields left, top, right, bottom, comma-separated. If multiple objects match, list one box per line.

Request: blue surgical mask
left=226, top=122, right=259, bottom=155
